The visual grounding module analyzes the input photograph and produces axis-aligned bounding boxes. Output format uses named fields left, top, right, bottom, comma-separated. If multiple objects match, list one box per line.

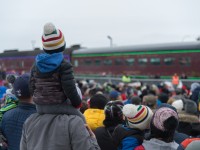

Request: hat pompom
left=163, top=116, right=179, bottom=131
left=122, top=104, right=138, bottom=118
left=43, top=23, right=56, bottom=35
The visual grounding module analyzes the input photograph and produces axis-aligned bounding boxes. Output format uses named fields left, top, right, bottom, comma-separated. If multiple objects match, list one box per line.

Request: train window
left=179, top=57, right=191, bottom=66
left=125, top=58, right=135, bottom=66
left=95, top=60, right=101, bottom=66
left=74, top=60, right=79, bottom=67
left=150, top=58, right=160, bottom=65
left=164, top=57, right=175, bottom=65
left=103, top=60, right=112, bottom=65
left=84, top=60, right=92, bottom=65
left=115, top=59, right=123, bottom=65
left=138, top=58, right=148, bottom=65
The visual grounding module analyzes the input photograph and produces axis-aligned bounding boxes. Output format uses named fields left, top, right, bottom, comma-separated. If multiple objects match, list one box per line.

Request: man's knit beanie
left=13, top=74, right=31, bottom=99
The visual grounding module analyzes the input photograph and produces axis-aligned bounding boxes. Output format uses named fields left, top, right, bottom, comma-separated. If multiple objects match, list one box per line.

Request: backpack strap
left=106, top=128, right=113, bottom=139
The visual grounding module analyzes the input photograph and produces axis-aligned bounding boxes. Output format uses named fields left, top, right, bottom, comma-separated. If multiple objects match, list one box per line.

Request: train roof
left=0, top=49, right=42, bottom=57
left=0, top=47, right=72, bottom=57
left=73, top=42, right=200, bottom=54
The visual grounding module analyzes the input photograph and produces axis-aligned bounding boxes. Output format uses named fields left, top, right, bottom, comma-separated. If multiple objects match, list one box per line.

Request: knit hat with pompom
left=42, top=23, right=66, bottom=54
left=122, top=104, right=153, bottom=130
left=152, top=107, right=179, bottom=132
left=150, top=107, right=179, bottom=142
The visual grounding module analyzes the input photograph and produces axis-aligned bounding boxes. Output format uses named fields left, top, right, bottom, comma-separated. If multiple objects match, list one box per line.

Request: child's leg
left=36, top=104, right=86, bottom=123
left=67, top=106, right=86, bottom=123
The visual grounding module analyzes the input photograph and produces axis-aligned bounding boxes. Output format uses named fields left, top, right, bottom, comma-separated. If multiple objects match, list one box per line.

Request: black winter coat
left=30, top=60, right=81, bottom=108
left=94, top=126, right=117, bottom=150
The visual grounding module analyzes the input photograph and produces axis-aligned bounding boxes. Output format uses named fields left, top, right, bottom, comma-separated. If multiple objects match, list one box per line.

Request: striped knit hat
left=42, top=23, right=66, bottom=53
left=122, top=104, right=153, bottom=130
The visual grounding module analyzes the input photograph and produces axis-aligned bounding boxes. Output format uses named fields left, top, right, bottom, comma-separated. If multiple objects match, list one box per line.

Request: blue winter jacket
left=1, top=102, right=36, bottom=150
left=112, top=125, right=144, bottom=150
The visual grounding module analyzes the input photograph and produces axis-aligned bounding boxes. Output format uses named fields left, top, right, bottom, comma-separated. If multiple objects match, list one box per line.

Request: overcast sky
left=0, top=0, right=200, bottom=52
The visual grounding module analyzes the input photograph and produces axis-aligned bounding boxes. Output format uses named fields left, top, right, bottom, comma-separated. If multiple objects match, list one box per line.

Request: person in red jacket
left=172, top=73, right=179, bottom=89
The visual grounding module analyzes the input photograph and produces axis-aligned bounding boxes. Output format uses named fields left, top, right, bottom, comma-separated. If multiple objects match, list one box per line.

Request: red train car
left=0, top=48, right=72, bottom=74
left=71, top=42, right=200, bottom=77
left=0, top=42, right=200, bottom=77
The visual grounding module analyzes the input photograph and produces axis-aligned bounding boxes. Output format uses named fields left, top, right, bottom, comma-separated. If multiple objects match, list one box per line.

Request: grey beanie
left=184, top=100, right=198, bottom=114
left=191, top=83, right=200, bottom=92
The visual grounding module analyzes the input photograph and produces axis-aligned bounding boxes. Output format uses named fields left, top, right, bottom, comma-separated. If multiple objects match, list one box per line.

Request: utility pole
left=107, top=35, right=113, bottom=47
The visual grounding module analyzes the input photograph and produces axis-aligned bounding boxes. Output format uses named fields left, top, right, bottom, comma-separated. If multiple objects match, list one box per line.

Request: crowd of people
left=0, top=23, right=199, bottom=150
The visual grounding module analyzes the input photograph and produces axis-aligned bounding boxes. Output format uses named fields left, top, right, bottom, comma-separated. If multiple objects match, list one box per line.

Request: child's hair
left=90, top=94, right=109, bottom=109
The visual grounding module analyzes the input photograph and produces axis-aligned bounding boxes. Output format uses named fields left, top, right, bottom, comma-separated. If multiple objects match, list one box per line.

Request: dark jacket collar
left=36, top=101, right=75, bottom=114
left=18, top=102, right=36, bottom=110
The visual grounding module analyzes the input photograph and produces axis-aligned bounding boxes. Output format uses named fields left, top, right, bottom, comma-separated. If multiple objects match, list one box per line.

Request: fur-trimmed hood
left=178, top=111, right=199, bottom=123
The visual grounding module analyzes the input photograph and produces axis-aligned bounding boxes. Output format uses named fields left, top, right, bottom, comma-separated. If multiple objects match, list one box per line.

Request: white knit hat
left=122, top=104, right=153, bottom=130
left=172, top=99, right=183, bottom=111
left=42, top=22, right=66, bottom=53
